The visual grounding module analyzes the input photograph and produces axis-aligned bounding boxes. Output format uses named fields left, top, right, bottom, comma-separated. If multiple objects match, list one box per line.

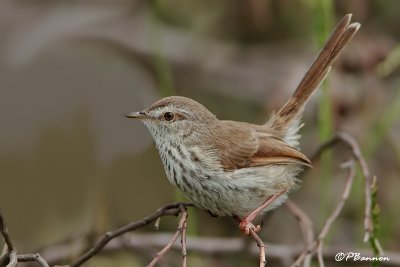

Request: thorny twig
left=71, top=202, right=193, bottom=267
left=291, top=160, right=356, bottom=267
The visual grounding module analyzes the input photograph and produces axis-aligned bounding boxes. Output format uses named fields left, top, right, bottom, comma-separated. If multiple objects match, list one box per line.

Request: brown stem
left=249, top=229, right=266, bottom=267
left=291, top=160, right=356, bottom=267
left=285, top=200, right=314, bottom=266
left=70, top=202, right=193, bottom=267
left=311, top=132, right=375, bottom=244
left=180, top=207, right=188, bottom=267
left=0, top=212, right=15, bottom=254
left=0, top=212, right=50, bottom=267
left=147, top=206, right=188, bottom=267
left=17, top=253, right=50, bottom=267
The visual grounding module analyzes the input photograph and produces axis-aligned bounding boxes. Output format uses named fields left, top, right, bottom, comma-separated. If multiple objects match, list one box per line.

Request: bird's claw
left=239, top=220, right=261, bottom=235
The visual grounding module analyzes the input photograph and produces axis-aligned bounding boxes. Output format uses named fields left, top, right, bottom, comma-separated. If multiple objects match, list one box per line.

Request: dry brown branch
left=0, top=212, right=49, bottom=267
left=291, top=159, right=356, bottom=267
left=316, top=160, right=356, bottom=267
left=337, top=133, right=373, bottom=243
left=180, top=206, right=188, bottom=267
left=232, top=215, right=266, bottom=267
left=0, top=246, right=8, bottom=265
left=16, top=254, right=50, bottom=267
left=249, top=229, right=266, bottom=267
left=70, top=202, right=194, bottom=267
left=35, top=232, right=400, bottom=266
left=147, top=206, right=188, bottom=267
left=311, top=132, right=380, bottom=247
left=0, top=214, right=14, bottom=254
left=285, top=200, right=314, bottom=267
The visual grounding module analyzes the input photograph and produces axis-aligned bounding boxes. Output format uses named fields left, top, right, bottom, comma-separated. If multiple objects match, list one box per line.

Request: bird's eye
left=163, top=112, right=174, bottom=121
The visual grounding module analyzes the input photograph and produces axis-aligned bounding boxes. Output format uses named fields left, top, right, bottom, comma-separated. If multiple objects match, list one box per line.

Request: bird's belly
left=161, top=153, right=301, bottom=218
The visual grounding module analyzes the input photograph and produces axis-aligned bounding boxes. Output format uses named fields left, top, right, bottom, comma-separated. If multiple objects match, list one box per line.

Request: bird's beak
left=125, top=111, right=149, bottom=119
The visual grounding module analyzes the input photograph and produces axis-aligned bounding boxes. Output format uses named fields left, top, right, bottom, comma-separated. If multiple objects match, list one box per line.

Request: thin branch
left=316, top=160, right=356, bottom=267
left=337, top=133, right=373, bottom=243
left=147, top=206, right=188, bottom=267
left=311, top=132, right=376, bottom=245
left=0, top=245, right=8, bottom=265
left=249, top=229, right=266, bottom=267
left=0, top=212, right=49, bottom=267
left=291, top=160, right=356, bottom=267
left=17, top=253, right=50, bottom=267
left=285, top=200, right=314, bottom=267
left=232, top=215, right=266, bottom=267
left=70, top=202, right=194, bottom=267
left=146, top=227, right=181, bottom=267
left=180, top=206, right=188, bottom=267
left=5, top=251, right=17, bottom=267
left=37, top=232, right=400, bottom=266
left=0, top=212, right=15, bottom=253
left=0, top=211, right=17, bottom=267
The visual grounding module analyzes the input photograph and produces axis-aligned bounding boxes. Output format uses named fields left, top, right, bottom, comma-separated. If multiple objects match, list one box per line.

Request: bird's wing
left=213, top=121, right=311, bottom=171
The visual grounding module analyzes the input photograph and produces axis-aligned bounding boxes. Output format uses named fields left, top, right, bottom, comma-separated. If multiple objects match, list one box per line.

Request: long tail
left=267, top=14, right=360, bottom=144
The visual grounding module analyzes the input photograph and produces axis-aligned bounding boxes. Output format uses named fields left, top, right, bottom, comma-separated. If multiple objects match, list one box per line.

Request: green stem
left=150, top=1, right=175, bottom=97
left=312, top=0, right=334, bottom=223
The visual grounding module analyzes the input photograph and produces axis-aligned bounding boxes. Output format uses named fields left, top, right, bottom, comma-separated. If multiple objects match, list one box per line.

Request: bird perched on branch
left=127, top=14, right=360, bottom=234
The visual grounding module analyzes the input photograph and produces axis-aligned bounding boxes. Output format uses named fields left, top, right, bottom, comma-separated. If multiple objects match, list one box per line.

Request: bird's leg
left=239, top=189, right=288, bottom=234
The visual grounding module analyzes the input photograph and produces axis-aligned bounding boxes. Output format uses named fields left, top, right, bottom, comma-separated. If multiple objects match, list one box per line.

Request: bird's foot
left=239, top=218, right=261, bottom=235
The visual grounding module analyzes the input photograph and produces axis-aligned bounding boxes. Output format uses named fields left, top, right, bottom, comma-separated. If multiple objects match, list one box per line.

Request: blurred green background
left=0, top=0, right=399, bottom=266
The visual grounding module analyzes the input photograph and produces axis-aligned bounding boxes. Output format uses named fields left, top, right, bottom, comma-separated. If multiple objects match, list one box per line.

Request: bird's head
left=126, top=96, right=217, bottom=142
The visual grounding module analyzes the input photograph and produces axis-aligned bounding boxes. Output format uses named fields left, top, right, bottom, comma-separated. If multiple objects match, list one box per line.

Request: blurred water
left=0, top=6, right=171, bottom=247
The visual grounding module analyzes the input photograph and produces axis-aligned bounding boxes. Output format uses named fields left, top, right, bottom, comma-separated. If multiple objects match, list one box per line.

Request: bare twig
left=17, top=253, right=50, bottom=267
left=70, top=202, right=193, bottom=267
left=291, top=160, right=356, bottom=267
left=317, top=160, right=356, bottom=267
left=337, top=133, right=373, bottom=243
left=0, top=211, right=17, bottom=267
left=285, top=200, right=314, bottom=267
left=0, top=211, right=49, bottom=267
left=311, top=132, right=377, bottom=245
left=147, top=206, right=188, bottom=267
left=249, top=229, right=266, bottom=267
left=0, top=245, right=8, bottom=265
left=0, top=212, right=14, bottom=254
left=232, top=215, right=266, bottom=267
left=5, top=251, right=17, bottom=267
left=37, top=232, right=400, bottom=266
left=146, top=224, right=181, bottom=267
left=180, top=206, right=188, bottom=267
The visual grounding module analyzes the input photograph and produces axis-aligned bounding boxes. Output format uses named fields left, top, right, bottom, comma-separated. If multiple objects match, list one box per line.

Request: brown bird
left=126, top=14, right=360, bottom=234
